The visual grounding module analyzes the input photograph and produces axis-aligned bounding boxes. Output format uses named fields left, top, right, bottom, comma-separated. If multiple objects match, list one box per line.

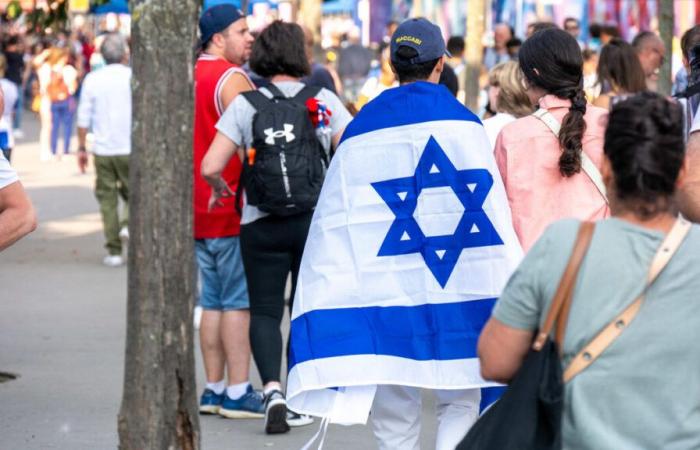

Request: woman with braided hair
left=494, top=28, right=610, bottom=251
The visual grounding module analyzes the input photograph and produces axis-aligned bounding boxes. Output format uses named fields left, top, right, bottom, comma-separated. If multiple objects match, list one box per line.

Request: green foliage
left=27, top=0, right=113, bottom=34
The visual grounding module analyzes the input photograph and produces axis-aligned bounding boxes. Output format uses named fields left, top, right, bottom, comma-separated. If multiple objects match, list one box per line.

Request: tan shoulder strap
left=563, top=217, right=692, bottom=382
left=532, top=221, right=595, bottom=351
left=532, top=108, right=609, bottom=205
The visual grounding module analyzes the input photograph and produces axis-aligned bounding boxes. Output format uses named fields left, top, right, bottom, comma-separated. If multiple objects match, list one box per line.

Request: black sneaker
left=263, top=390, right=290, bottom=434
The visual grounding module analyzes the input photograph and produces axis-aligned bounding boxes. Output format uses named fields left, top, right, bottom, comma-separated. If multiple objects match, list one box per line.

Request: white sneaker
left=119, top=227, right=129, bottom=242
left=193, top=305, right=203, bottom=330
left=13, top=129, right=23, bottom=139
left=286, top=410, right=314, bottom=427
left=103, top=255, right=124, bottom=267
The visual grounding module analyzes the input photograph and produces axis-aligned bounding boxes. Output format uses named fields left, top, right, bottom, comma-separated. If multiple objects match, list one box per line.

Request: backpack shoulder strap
left=241, top=90, right=273, bottom=112
left=292, top=85, right=322, bottom=104
left=265, top=83, right=286, bottom=99
left=532, top=108, right=609, bottom=205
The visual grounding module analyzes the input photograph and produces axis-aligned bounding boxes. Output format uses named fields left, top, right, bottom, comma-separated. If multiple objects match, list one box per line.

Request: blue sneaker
left=199, top=388, right=224, bottom=414
left=219, top=385, right=265, bottom=419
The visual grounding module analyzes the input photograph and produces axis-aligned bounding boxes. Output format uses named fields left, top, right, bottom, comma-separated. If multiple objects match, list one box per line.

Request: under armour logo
left=264, top=124, right=295, bottom=145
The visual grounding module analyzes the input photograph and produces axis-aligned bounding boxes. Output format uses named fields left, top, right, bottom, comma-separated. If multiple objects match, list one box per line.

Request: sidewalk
left=0, top=113, right=440, bottom=449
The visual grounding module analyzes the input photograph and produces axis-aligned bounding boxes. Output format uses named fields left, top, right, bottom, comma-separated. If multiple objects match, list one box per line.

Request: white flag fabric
left=287, top=82, right=523, bottom=425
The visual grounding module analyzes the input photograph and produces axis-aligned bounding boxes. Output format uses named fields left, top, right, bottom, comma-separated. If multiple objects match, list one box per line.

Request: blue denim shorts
left=195, top=237, right=249, bottom=311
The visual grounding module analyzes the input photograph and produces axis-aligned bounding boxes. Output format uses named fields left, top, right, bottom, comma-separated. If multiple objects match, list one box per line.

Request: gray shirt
left=216, top=81, right=352, bottom=225
left=494, top=218, right=700, bottom=450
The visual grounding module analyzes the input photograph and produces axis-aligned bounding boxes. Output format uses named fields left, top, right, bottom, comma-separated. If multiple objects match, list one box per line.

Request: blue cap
left=390, top=18, right=451, bottom=65
left=199, top=4, right=245, bottom=47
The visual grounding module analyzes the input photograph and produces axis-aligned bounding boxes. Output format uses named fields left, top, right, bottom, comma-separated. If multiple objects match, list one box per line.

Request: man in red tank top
left=193, top=4, right=262, bottom=420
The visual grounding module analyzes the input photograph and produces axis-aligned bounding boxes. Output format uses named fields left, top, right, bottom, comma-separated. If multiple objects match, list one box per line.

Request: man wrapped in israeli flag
left=287, top=18, right=523, bottom=450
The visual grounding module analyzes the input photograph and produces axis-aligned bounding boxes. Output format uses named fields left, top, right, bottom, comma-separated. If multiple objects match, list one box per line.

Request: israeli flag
left=287, top=82, right=523, bottom=424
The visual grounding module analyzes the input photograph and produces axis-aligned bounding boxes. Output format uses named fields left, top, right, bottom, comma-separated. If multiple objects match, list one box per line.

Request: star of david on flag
left=371, top=136, right=504, bottom=288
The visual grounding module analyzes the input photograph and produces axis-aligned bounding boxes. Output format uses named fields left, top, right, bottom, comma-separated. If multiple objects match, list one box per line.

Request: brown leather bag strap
left=563, top=217, right=691, bottom=382
left=532, top=221, right=595, bottom=351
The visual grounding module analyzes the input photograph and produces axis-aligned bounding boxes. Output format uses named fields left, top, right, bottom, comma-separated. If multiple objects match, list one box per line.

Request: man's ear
left=210, top=32, right=224, bottom=49
left=435, top=56, right=445, bottom=74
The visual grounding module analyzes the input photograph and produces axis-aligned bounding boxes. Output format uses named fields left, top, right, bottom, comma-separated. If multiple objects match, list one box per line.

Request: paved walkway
left=0, top=113, right=441, bottom=449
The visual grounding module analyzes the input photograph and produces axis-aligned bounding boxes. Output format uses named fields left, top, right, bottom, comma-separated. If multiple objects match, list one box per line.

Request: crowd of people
left=2, top=6, right=700, bottom=450
left=187, top=6, right=700, bottom=449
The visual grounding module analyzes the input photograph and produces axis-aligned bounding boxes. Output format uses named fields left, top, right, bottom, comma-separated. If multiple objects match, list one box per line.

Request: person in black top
left=3, top=35, right=25, bottom=136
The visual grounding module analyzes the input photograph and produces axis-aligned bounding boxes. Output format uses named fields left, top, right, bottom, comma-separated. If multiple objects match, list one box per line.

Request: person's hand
left=207, top=180, right=235, bottom=211
left=77, top=148, right=88, bottom=174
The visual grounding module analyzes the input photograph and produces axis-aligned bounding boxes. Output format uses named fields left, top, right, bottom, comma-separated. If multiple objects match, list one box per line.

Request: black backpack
left=240, top=84, right=328, bottom=217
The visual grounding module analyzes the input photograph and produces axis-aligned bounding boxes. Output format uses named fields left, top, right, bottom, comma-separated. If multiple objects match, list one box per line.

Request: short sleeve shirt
left=0, top=152, right=18, bottom=189
left=494, top=95, right=610, bottom=251
left=216, top=81, right=353, bottom=225
left=493, top=218, right=700, bottom=449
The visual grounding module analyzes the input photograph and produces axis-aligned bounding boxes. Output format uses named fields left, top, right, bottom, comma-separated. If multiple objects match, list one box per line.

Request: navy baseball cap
left=390, top=18, right=451, bottom=65
left=199, top=4, right=245, bottom=47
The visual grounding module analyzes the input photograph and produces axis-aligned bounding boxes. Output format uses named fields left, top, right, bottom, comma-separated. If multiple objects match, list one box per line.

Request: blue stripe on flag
left=480, top=386, right=506, bottom=412
left=339, top=81, right=482, bottom=144
left=289, top=298, right=496, bottom=369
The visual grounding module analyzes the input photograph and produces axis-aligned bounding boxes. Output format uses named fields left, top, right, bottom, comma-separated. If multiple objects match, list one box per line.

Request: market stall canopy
left=322, top=0, right=356, bottom=15
left=91, top=0, right=129, bottom=14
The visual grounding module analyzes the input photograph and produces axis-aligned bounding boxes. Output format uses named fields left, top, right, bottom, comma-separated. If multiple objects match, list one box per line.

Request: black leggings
left=240, top=211, right=313, bottom=385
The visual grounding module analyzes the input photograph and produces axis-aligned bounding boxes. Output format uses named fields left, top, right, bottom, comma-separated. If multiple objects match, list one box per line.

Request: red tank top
left=193, top=54, right=252, bottom=238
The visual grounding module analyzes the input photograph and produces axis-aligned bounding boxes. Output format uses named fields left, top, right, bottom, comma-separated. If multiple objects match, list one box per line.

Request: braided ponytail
left=558, top=88, right=587, bottom=177
left=518, top=28, right=589, bottom=177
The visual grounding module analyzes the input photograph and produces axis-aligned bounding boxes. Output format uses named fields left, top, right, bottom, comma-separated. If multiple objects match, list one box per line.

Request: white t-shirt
left=483, top=112, right=516, bottom=150
left=0, top=78, right=18, bottom=149
left=0, top=152, right=18, bottom=189
left=216, top=81, right=353, bottom=225
left=76, top=64, right=132, bottom=156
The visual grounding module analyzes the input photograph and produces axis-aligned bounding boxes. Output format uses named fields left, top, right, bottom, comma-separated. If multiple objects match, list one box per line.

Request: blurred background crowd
left=0, top=0, right=697, bottom=164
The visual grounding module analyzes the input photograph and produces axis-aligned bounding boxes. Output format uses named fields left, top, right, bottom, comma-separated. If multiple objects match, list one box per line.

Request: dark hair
left=446, top=36, right=465, bottom=55
left=506, top=37, right=522, bottom=49
left=528, top=21, right=558, bottom=36
left=680, top=25, right=700, bottom=60
left=519, top=28, right=587, bottom=177
left=589, top=23, right=601, bottom=39
left=582, top=49, right=597, bottom=62
left=4, top=35, right=20, bottom=47
left=597, top=38, right=647, bottom=94
left=563, top=17, right=579, bottom=28
left=391, top=46, right=440, bottom=83
left=601, top=24, right=620, bottom=38
left=604, top=92, right=685, bottom=218
left=249, top=21, right=310, bottom=78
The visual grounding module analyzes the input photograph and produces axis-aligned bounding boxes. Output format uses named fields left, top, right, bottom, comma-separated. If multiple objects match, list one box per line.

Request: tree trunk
left=118, top=0, right=200, bottom=449
left=464, top=0, right=486, bottom=111
left=657, top=0, right=674, bottom=96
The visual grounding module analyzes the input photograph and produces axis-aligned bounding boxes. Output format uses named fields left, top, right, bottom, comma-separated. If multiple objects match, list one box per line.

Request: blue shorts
left=195, top=237, right=249, bottom=311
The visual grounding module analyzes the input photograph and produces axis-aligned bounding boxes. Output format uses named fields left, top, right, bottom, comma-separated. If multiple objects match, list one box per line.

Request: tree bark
left=118, top=1, right=200, bottom=449
left=657, top=0, right=674, bottom=96
left=464, top=0, right=486, bottom=111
